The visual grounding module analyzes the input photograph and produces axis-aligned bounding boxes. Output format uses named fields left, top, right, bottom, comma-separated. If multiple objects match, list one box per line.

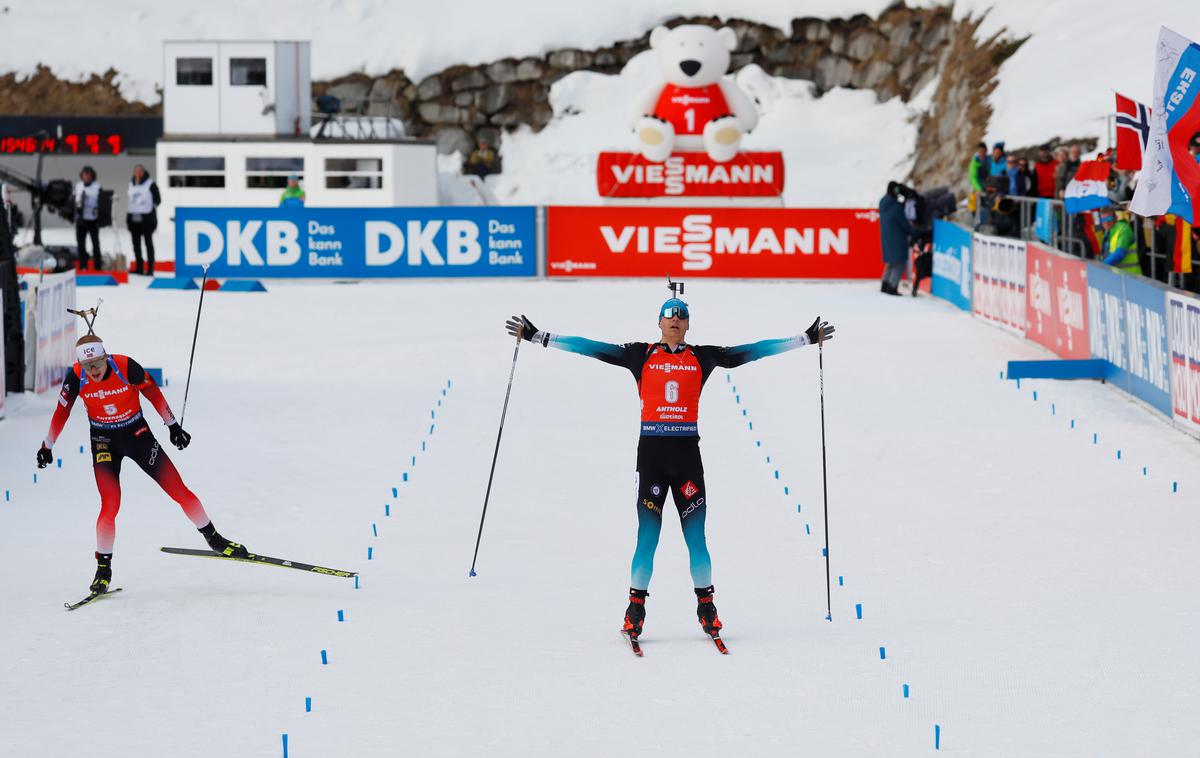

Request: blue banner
left=1122, top=275, right=1172, bottom=416
left=174, top=207, right=537, bottom=278
left=1034, top=199, right=1055, bottom=244
left=931, top=220, right=971, bottom=311
left=1086, top=262, right=1128, bottom=384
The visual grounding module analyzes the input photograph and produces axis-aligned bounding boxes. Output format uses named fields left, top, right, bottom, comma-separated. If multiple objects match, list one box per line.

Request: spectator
left=1006, top=155, right=1029, bottom=196
left=279, top=175, right=305, bottom=207
left=968, top=142, right=989, bottom=222
left=1191, top=133, right=1200, bottom=161
left=126, top=164, right=161, bottom=276
left=988, top=142, right=1007, bottom=177
left=1033, top=147, right=1058, bottom=198
left=74, top=166, right=102, bottom=272
left=464, top=140, right=501, bottom=177
left=879, top=181, right=916, bottom=296
left=1055, top=144, right=1082, bottom=198
left=1099, top=208, right=1139, bottom=273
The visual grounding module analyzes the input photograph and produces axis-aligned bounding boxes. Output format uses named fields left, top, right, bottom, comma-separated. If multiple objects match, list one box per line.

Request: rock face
left=0, top=3, right=1023, bottom=190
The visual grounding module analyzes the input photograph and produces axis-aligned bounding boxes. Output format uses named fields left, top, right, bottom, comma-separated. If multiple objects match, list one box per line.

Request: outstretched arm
left=506, top=315, right=643, bottom=370
left=707, top=317, right=835, bottom=369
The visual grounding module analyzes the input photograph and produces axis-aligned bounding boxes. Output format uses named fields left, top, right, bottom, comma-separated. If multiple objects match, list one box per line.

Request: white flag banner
left=1130, top=26, right=1200, bottom=222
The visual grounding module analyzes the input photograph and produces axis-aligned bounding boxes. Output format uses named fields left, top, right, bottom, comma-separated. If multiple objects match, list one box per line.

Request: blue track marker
left=368, top=546, right=373, bottom=560
left=741, top=409, right=747, bottom=417
left=411, top=455, right=416, bottom=466
left=1016, top=378, right=1021, bottom=389
left=903, top=684, right=909, bottom=698
left=57, top=458, right=62, bottom=468
left=879, top=646, right=886, bottom=659
left=80, top=445, right=84, bottom=454
left=748, top=421, right=753, bottom=430
left=320, top=649, right=328, bottom=665
left=1033, top=390, right=1038, bottom=401
left=402, top=472, right=408, bottom=482
left=935, top=724, right=941, bottom=750
left=1117, top=450, right=1121, bottom=460
left=805, top=524, right=810, bottom=535
left=305, top=697, right=312, bottom=713
left=385, top=504, right=390, bottom=517
left=774, top=470, right=779, bottom=479
left=437, top=399, right=441, bottom=407
left=354, top=576, right=359, bottom=589
left=796, top=504, right=801, bottom=513
left=822, top=548, right=827, bottom=557
left=766, top=456, right=771, bottom=464
left=999, top=370, right=1004, bottom=379
left=1173, top=481, right=1178, bottom=493
left=4, top=490, right=9, bottom=502
left=784, top=486, right=789, bottom=495
left=421, top=441, right=426, bottom=451
left=1052, top=403, right=1056, bottom=415
left=1093, top=433, right=1098, bottom=444
left=392, top=487, right=398, bottom=498
left=430, top=424, right=435, bottom=434
left=726, top=374, right=730, bottom=383
left=1142, top=467, right=1147, bottom=476
left=838, top=575, right=844, bottom=586
left=756, top=440, right=761, bottom=447
left=431, top=409, right=435, bottom=419
left=337, top=610, right=344, bottom=622
left=282, top=734, right=288, bottom=757
left=1071, top=419, right=1075, bottom=429
left=735, top=395, right=740, bottom=404
left=856, top=603, right=863, bottom=619
left=372, top=523, right=378, bottom=537
left=33, top=473, right=37, bottom=483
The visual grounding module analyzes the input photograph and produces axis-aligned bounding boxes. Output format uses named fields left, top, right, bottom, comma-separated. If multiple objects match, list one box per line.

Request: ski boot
left=695, top=585, right=723, bottom=635
left=199, top=522, right=250, bottom=558
left=90, top=553, right=113, bottom=593
left=623, top=588, right=649, bottom=637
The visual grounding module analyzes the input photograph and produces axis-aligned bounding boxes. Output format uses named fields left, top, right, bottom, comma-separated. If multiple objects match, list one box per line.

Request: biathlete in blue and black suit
left=506, top=299, right=834, bottom=642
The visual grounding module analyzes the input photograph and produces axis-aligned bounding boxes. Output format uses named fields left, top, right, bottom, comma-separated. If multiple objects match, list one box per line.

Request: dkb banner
left=175, top=207, right=537, bottom=278
left=1086, top=262, right=1127, bottom=383
left=1121, top=275, right=1172, bottom=417
left=931, top=220, right=971, bottom=311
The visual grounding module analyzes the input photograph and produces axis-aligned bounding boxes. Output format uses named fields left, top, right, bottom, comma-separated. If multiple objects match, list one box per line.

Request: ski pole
left=469, top=331, right=523, bottom=577
left=180, top=264, right=210, bottom=427
left=818, top=327, right=833, bottom=621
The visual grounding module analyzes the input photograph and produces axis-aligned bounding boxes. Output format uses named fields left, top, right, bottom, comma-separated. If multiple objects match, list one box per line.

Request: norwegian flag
left=1115, top=92, right=1151, bottom=171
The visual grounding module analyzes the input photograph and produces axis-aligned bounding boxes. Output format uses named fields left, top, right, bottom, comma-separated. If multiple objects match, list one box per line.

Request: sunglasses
left=662, top=305, right=689, bottom=319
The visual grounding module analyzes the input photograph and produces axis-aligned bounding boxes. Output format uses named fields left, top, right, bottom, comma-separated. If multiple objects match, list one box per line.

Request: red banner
left=1026, top=242, right=1090, bottom=359
left=546, top=206, right=883, bottom=278
left=596, top=151, right=784, bottom=198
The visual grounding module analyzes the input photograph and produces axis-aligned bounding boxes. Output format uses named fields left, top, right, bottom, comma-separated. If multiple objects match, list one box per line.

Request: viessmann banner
left=546, top=207, right=883, bottom=278
left=174, top=207, right=537, bottom=278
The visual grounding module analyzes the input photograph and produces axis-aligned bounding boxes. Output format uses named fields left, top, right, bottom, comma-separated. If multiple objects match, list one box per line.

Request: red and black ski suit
left=44, top=355, right=210, bottom=554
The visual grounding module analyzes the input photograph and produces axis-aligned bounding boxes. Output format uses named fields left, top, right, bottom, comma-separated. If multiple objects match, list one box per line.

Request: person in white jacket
left=73, top=166, right=102, bottom=271
left=126, top=164, right=161, bottom=276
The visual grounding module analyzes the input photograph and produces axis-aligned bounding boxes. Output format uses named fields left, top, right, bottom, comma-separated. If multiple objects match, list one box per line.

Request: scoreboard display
left=0, top=133, right=124, bottom=155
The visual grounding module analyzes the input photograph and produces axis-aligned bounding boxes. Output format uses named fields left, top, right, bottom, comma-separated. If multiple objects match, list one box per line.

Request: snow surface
left=2, top=279, right=1199, bottom=756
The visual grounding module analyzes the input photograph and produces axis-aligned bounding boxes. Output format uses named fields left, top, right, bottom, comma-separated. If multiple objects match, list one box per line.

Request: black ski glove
left=805, top=317, right=835, bottom=345
left=505, top=314, right=547, bottom=345
left=169, top=423, right=191, bottom=450
left=36, top=445, right=53, bottom=469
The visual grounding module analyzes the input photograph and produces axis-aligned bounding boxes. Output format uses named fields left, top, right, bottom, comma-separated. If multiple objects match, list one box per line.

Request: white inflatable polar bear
left=627, top=24, right=759, bottom=163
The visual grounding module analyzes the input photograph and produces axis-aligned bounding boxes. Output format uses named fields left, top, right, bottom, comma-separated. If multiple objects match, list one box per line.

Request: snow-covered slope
left=2, top=279, right=1199, bottom=756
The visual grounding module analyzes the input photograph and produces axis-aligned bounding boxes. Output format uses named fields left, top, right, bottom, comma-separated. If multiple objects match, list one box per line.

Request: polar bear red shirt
left=652, top=83, right=730, bottom=136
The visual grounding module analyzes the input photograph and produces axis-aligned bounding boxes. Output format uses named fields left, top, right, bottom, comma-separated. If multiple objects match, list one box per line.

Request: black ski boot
left=199, top=522, right=249, bottom=558
left=623, top=588, right=649, bottom=637
left=695, top=585, right=723, bottom=635
left=90, top=553, right=113, bottom=593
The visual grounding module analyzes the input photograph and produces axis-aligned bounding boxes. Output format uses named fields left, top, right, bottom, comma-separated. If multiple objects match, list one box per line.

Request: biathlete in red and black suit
left=36, top=333, right=248, bottom=594
left=506, top=299, right=834, bottom=640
